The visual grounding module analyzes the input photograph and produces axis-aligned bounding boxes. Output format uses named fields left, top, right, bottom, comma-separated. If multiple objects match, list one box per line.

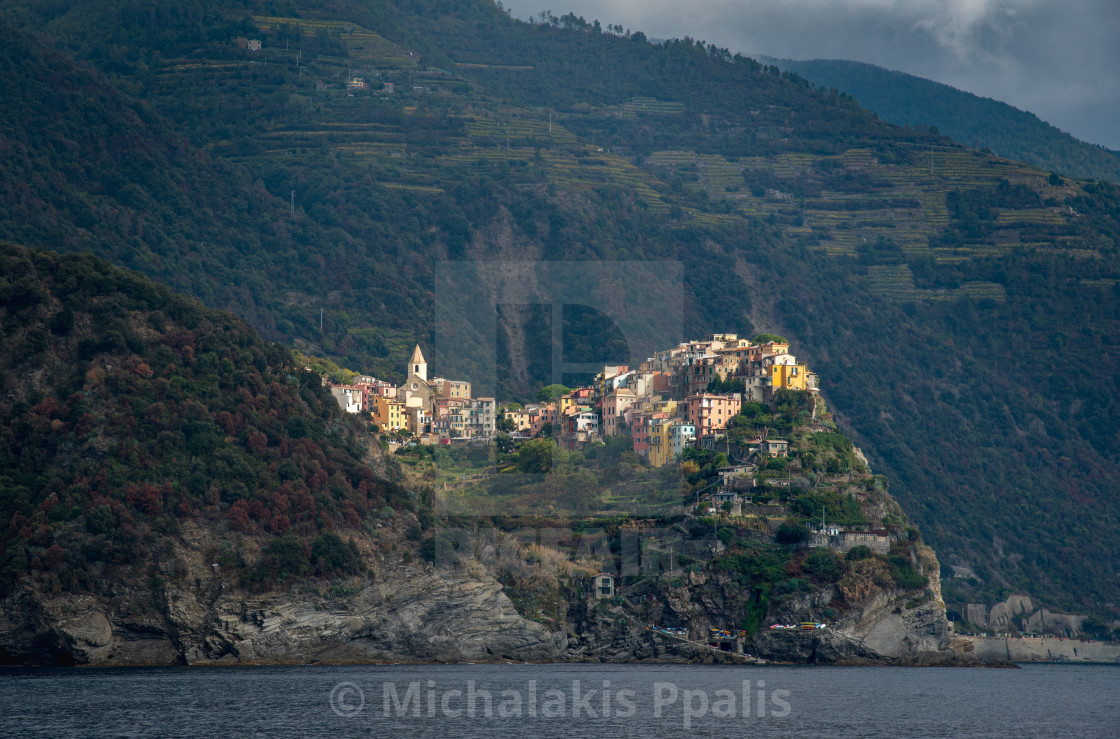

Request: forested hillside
left=0, top=244, right=407, bottom=596
left=771, top=58, right=1120, bottom=185
left=0, top=0, right=1118, bottom=621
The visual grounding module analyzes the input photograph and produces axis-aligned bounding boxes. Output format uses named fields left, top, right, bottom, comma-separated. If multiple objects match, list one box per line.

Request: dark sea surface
left=1, top=662, right=1116, bottom=738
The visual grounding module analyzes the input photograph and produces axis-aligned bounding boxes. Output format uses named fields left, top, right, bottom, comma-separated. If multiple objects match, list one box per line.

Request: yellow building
left=558, top=395, right=576, bottom=415
left=371, top=395, right=407, bottom=430
left=503, top=408, right=532, bottom=432
left=770, top=364, right=808, bottom=392
left=646, top=418, right=698, bottom=468
left=647, top=418, right=677, bottom=468
left=436, top=378, right=471, bottom=399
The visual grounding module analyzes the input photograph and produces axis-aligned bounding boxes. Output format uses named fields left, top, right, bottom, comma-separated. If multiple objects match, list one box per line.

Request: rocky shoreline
left=1, top=556, right=995, bottom=668
left=0, top=503, right=976, bottom=669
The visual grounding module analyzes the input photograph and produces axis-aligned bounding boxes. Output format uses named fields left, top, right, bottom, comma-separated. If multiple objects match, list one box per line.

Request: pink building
left=601, top=388, right=637, bottom=436
left=354, top=380, right=396, bottom=409
left=529, top=403, right=558, bottom=436
left=630, top=411, right=667, bottom=456
left=686, top=393, right=742, bottom=435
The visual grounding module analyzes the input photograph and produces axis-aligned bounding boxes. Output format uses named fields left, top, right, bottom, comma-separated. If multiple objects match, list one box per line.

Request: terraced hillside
left=771, top=57, right=1120, bottom=185
left=0, top=0, right=1118, bottom=623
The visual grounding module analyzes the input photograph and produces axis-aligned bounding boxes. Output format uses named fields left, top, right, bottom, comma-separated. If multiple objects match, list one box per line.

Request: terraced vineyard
left=131, top=11, right=1100, bottom=293
left=639, top=142, right=1099, bottom=300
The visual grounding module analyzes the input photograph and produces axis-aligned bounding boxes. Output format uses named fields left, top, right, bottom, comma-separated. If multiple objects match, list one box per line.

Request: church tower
left=408, top=344, right=428, bottom=382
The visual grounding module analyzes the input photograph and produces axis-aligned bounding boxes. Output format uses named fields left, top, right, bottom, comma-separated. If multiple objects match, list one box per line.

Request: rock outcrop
left=825, top=544, right=952, bottom=662
left=0, top=515, right=964, bottom=667
left=0, top=557, right=567, bottom=666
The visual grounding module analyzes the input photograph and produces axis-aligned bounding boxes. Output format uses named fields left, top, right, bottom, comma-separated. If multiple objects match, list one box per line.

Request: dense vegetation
left=0, top=0, right=1117, bottom=620
left=0, top=245, right=408, bottom=595
left=772, top=58, right=1120, bottom=184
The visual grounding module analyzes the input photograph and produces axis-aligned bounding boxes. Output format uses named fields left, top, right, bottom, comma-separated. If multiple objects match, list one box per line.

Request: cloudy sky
left=500, top=0, right=1120, bottom=150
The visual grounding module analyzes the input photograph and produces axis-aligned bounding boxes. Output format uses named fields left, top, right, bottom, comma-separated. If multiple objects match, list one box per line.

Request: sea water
left=1, top=662, right=1116, bottom=738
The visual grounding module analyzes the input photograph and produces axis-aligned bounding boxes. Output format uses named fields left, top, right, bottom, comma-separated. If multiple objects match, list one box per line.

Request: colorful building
left=762, top=439, right=789, bottom=458
left=370, top=395, right=407, bottom=430
left=464, top=397, right=496, bottom=438
left=436, top=378, right=471, bottom=399
left=669, top=422, right=697, bottom=460
left=686, top=393, right=742, bottom=435
left=602, top=388, right=637, bottom=436
left=770, top=363, right=807, bottom=392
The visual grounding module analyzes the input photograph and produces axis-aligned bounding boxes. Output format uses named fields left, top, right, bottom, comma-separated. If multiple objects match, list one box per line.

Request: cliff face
left=0, top=551, right=565, bottom=666
left=0, top=527, right=958, bottom=667
left=1, top=508, right=571, bottom=666
left=824, top=544, right=953, bottom=661
left=748, top=563, right=955, bottom=664
left=0, top=245, right=963, bottom=667
left=565, top=541, right=953, bottom=665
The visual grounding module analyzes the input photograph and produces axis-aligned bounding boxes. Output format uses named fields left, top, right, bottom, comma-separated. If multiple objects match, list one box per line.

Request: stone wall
left=961, top=635, right=1120, bottom=663
left=966, top=603, right=988, bottom=627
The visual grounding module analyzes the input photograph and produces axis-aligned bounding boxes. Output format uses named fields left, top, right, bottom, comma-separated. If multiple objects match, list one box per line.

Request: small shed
left=592, top=572, right=615, bottom=598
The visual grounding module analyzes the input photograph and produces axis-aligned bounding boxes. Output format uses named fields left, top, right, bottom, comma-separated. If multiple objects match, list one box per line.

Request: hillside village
left=321, top=333, right=956, bottom=647
left=323, top=333, right=898, bottom=551
left=329, top=333, right=818, bottom=464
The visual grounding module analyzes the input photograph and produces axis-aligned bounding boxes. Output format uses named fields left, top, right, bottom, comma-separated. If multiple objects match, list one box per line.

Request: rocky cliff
left=743, top=556, right=952, bottom=663
left=0, top=528, right=565, bottom=666
left=1, top=519, right=964, bottom=666
left=0, top=246, right=968, bottom=667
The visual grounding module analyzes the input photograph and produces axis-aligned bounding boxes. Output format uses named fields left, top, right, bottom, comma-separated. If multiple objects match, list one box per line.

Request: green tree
left=260, top=534, right=310, bottom=579
left=311, top=532, right=361, bottom=575
left=537, top=384, right=571, bottom=402
left=516, top=438, right=555, bottom=474
left=805, top=547, right=842, bottom=581
left=775, top=519, right=811, bottom=547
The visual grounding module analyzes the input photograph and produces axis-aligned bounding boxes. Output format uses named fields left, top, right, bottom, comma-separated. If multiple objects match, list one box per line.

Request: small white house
left=330, top=386, right=362, bottom=414
left=592, top=572, right=614, bottom=598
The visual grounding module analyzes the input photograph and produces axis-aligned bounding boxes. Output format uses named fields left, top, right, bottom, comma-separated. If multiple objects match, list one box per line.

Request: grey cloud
left=501, top=0, right=1120, bottom=149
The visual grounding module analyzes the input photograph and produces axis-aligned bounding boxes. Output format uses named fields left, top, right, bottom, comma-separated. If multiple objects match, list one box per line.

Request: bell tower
left=408, top=344, right=428, bottom=382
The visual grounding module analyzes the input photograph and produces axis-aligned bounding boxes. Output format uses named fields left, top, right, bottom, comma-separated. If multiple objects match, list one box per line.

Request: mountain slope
left=770, top=57, right=1120, bottom=185
left=0, top=243, right=408, bottom=597
left=0, top=1, right=1117, bottom=623
left=0, top=17, right=428, bottom=371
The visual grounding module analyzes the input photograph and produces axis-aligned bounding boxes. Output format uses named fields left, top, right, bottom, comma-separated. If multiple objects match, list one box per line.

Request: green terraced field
left=134, top=11, right=1099, bottom=288
left=642, top=140, right=1091, bottom=267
